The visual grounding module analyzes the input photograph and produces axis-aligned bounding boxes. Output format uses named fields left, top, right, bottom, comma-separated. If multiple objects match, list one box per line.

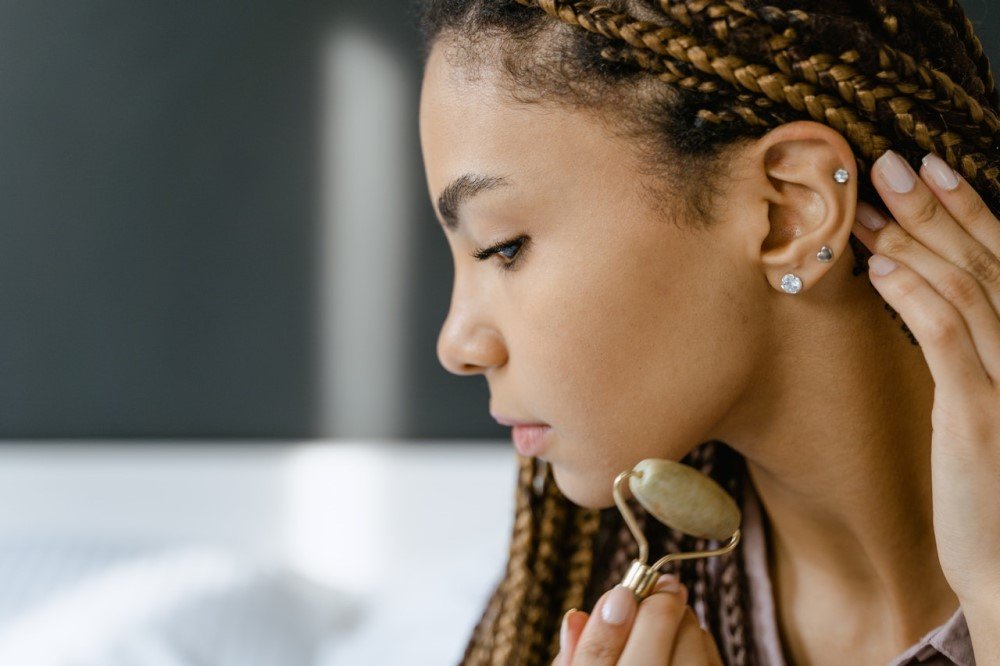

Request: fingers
left=854, top=149, right=1000, bottom=384
left=618, top=574, right=688, bottom=665
left=668, top=607, right=710, bottom=664
left=872, top=150, right=1000, bottom=279
left=564, top=576, right=721, bottom=665
left=555, top=608, right=589, bottom=665
left=852, top=206, right=1000, bottom=386
left=917, top=153, right=1000, bottom=258
left=571, top=584, right=637, bottom=664
left=702, top=625, right=725, bottom=666
left=870, top=150, right=1000, bottom=314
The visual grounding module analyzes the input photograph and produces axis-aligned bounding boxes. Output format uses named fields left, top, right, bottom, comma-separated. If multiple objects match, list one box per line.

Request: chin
left=550, top=462, right=617, bottom=509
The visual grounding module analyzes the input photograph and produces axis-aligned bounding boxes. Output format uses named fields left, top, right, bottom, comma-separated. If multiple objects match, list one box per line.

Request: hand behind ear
left=851, top=149, right=1000, bottom=626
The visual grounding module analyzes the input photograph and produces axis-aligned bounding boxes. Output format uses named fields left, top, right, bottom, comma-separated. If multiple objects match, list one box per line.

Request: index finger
left=571, top=585, right=637, bottom=664
left=918, top=153, right=1000, bottom=254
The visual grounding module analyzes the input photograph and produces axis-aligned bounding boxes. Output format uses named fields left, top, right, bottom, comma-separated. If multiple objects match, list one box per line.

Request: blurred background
left=0, top=0, right=996, bottom=664
left=0, top=0, right=502, bottom=440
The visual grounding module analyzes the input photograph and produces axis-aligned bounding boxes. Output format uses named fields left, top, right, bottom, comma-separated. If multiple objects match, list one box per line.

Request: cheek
left=531, top=243, right=760, bottom=506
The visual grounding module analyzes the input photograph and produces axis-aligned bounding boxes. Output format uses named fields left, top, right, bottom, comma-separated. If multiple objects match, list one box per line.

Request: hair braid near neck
left=481, top=455, right=539, bottom=664
left=418, top=1, right=1000, bottom=663
left=521, top=462, right=576, bottom=663
left=543, top=503, right=602, bottom=659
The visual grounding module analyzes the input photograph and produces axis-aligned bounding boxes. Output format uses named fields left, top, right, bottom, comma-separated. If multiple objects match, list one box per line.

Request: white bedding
left=0, top=441, right=516, bottom=666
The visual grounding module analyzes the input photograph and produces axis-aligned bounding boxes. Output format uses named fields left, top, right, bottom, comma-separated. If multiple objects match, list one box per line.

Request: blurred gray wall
left=0, top=1, right=997, bottom=439
left=1, top=1, right=323, bottom=437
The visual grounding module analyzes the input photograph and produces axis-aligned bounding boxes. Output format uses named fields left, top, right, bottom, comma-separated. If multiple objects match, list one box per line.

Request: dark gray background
left=0, top=1, right=996, bottom=438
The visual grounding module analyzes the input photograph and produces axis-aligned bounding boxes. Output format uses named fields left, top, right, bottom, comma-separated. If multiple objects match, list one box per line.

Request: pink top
left=739, top=472, right=976, bottom=665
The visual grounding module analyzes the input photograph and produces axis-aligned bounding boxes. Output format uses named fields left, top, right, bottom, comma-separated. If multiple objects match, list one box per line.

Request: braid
left=419, top=0, right=1000, bottom=663
left=461, top=456, right=605, bottom=665
left=711, top=442, right=755, bottom=665
left=544, top=504, right=602, bottom=659
left=466, top=454, right=537, bottom=664
left=868, top=0, right=899, bottom=38
left=927, top=0, right=999, bottom=108
left=521, top=462, right=574, bottom=664
left=515, top=0, right=999, bottom=203
left=680, top=0, right=1000, bottom=158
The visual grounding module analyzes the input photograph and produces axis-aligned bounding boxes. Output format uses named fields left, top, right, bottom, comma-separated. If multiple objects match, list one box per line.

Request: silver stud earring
left=781, top=170, right=844, bottom=294
left=780, top=273, right=803, bottom=294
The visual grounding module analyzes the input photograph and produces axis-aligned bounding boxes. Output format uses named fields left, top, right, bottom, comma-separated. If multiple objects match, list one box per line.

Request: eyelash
left=470, top=235, right=528, bottom=272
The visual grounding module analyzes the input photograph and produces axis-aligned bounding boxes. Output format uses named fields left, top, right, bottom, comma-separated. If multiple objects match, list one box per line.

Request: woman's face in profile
left=418, top=41, right=768, bottom=508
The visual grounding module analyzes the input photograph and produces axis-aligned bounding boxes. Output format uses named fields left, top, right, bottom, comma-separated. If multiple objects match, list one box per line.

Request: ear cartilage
left=613, top=458, right=742, bottom=601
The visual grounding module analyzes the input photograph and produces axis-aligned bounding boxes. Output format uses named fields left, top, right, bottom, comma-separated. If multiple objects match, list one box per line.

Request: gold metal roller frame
left=612, top=459, right=743, bottom=602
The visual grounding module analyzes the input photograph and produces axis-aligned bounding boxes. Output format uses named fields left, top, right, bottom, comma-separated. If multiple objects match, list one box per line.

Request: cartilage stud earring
left=833, top=168, right=849, bottom=183
left=780, top=273, right=803, bottom=293
left=817, top=246, right=834, bottom=262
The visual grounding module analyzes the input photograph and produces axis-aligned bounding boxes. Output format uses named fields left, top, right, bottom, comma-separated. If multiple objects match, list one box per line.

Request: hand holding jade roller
left=613, top=458, right=742, bottom=601
left=552, top=458, right=739, bottom=665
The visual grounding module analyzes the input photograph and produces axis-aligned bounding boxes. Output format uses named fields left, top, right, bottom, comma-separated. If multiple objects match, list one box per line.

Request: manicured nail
left=921, top=152, right=960, bottom=191
left=856, top=202, right=887, bottom=231
left=600, top=585, right=635, bottom=626
left=869, top=254, right=898, bottom=276
left=560, top=608, right=577, bottom=648
left=653, top=573, right=683, bottom=594
left=876, top=150, right=916, bottom=193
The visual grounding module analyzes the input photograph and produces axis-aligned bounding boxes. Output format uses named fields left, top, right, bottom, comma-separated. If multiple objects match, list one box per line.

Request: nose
left=436, top=308, right=508, bottom=376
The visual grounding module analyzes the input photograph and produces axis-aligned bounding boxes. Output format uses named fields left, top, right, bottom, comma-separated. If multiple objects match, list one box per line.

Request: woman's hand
left=552, top=574, right=723, bottom=665
left=850, top=149, right=1000, bottom=607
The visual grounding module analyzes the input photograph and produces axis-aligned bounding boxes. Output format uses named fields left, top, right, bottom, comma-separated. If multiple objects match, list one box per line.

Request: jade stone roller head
left=613, top=458, right=742, bottom=601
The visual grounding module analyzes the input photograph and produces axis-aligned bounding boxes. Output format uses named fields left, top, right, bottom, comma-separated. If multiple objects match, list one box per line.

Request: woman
left=416, top=1, right=1000, bottom=663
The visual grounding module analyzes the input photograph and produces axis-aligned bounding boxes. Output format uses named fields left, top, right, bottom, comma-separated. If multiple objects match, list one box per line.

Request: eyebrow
left=435, top=173, right=513, bottom=232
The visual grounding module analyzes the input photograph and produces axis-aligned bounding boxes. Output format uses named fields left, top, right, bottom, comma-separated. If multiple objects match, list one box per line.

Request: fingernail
left=921, top=152, right=960, bottom=191
left=600, top=585, right=635, bottom=626
left=876, top=150, right=916, bottom=193
left=869, top=254, right=898, bottom=276
left=856, top=202, right=887, bottom=231
left=560, top=608, right=577, bottom=647
left=653, top=573, right=683, bottom=594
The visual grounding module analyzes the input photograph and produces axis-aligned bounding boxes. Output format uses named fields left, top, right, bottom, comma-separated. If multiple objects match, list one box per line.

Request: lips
left=490, top=411, right=552, bottom=456
left=511, top=424, right=552, bottom=457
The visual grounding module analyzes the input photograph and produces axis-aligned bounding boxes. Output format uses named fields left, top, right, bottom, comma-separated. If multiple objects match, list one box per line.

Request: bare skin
left=419, top=40, right=960, bottom=665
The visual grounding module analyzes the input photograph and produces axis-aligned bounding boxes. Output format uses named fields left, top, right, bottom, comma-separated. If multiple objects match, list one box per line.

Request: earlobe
left=754, top=121, right=858, bottom=294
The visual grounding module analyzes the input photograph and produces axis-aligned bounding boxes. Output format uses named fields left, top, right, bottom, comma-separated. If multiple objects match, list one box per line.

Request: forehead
left=418, top=43, right=642, bottom=216
left=418, top=45, right=538, bottom=185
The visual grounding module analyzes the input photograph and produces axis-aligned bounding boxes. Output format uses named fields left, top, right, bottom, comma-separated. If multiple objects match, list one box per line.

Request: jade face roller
left=613, top=458, right=742, bottom=601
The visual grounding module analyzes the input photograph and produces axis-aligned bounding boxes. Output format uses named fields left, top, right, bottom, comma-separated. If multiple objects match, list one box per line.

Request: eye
left=470, top=235, right=527, bottom=272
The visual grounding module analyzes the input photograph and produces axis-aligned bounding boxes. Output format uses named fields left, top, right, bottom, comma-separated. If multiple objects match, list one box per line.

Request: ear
left=749, top=120, right=858, bottom=294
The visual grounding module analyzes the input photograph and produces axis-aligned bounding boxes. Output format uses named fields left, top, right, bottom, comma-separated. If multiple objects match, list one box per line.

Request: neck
left=710, top=268, right=960, bottom=655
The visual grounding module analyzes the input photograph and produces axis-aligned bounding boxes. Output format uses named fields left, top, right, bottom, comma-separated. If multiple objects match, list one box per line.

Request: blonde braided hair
left=416, top=0, right=1000, bottom=663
